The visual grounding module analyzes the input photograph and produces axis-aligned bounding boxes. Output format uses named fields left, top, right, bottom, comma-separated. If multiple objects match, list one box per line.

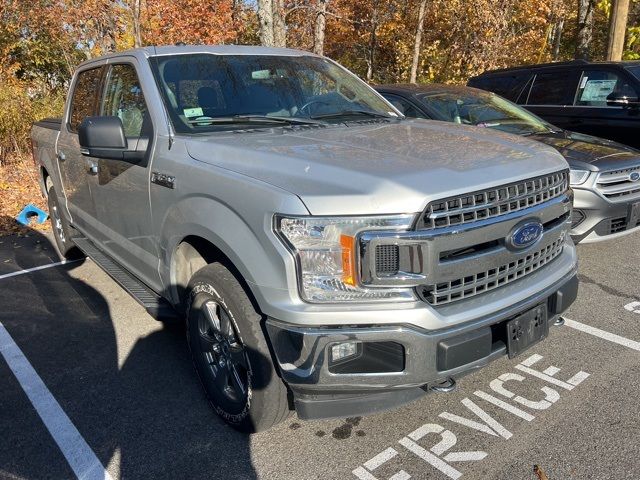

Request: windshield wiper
left=187, top=115, right=325, bottom=126
left=310, top=109, right=394, bottom=120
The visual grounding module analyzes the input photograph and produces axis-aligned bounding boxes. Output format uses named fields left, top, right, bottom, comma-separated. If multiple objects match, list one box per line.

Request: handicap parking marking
left=564, top=317, right=640, bottom=351
left=352, top=353, right=590, bottom=480
left=0, top=258, right=83, bottom=281
left=0, top=321, right=113, bottom=480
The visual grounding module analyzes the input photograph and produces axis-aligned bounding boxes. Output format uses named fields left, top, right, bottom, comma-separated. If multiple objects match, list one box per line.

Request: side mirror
left=78, top=116, right=147, bottom=162
left=606, top=92, right=640, bottom=108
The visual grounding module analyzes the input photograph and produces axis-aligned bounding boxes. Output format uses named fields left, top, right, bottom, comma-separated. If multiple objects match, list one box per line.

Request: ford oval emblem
left=630, top=172, right=640, bottom=182
left=507, top=221, right=544, bottom=250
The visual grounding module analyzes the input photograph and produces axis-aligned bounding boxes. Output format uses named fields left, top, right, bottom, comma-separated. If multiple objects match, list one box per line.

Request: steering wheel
left=299, top=99, right=332, bottom=116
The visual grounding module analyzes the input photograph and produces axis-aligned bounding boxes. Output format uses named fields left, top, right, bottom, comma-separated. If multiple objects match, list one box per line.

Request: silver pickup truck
left=31, top=45, right=578, bottom=432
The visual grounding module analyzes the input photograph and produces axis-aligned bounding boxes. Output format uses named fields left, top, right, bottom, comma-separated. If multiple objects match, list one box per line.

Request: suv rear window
left=69, top=67, right=103, bottom=132
left=468, top=73, right=531, bottom=102
left=527, top=72, right=579, bottom=105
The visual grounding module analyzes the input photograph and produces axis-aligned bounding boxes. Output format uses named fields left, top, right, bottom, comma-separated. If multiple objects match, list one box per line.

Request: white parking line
left=0, top=259, right=82, bottom=281
left=564, top=318, right=640, bottom=352
left=0, top=322, right=113, bottom=480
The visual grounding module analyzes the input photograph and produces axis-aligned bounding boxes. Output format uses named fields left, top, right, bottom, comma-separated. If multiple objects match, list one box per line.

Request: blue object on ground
left=16, top=204, right=49, bottom=226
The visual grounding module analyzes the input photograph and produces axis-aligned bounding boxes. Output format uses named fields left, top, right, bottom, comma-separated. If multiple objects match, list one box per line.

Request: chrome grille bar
left=418, top=235, right=566, bottom=306
left=596, top=166, right=640, bottom=201
left=418, top=171, right=569, bottom=229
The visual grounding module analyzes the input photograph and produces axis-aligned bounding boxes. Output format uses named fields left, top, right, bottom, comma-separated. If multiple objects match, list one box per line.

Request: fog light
left=330, top=341, right=361, bottom=364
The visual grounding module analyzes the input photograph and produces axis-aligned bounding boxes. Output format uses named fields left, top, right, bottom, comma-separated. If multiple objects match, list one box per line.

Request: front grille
left=418, top=235, right=566, bottom=306
left=418, top=171, right=568, bottom=229
left=375, top=245, right=399, bottom=274
left=596, top=166, right=640, bottom=201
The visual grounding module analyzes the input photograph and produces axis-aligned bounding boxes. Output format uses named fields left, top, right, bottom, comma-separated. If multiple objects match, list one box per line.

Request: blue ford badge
left=630, top=172, right=640, bottom=182
left=508, top=221, right=544, bottom=250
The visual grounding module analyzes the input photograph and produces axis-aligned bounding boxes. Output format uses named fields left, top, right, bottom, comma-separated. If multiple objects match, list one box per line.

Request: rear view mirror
left=606, top=93, right=640, bottom=108
left=78, top=116, right=148, bottom=162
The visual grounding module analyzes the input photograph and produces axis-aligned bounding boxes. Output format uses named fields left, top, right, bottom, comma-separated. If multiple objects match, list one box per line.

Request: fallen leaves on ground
left=0, top=155, right=49, bottom=236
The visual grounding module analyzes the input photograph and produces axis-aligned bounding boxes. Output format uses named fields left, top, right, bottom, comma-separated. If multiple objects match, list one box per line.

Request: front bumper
left=571, top=187, right=640, bottom=243
left=266, top=270, right=578, bottom=420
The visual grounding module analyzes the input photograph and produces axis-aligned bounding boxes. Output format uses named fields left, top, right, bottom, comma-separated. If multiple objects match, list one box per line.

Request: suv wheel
left=186, top=263, right=290, bottom=432
left=47, top=185, right=81, bottom=260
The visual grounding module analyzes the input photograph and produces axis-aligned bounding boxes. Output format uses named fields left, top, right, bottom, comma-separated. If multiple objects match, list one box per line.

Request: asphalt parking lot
left=1, top=228, right=639, bottom=480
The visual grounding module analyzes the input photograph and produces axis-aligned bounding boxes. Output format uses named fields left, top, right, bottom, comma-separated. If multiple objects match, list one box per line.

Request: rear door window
left=527, top=71, right=580, bottom=106
left=576, top=69, right=639, bottom=106
left=68, top=67, right=104, bottom=132
left=469, top=73, right=532, bottom=103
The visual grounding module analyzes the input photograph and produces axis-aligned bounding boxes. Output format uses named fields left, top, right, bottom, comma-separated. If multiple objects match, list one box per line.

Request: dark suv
left=468, top=60, right=640, bottom=148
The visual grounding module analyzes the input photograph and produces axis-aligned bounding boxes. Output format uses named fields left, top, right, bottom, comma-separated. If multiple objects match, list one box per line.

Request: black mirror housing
left=78, top=116, right=149, bottom=163
left=79, top=116, right=127, bottom=159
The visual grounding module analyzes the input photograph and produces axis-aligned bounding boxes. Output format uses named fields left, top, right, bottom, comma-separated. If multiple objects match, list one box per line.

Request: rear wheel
left=47, top=185, right=81, bottom=260
left=186, top=263, right=290, bottom=432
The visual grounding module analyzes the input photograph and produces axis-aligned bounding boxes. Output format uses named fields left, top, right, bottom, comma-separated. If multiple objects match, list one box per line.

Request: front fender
left=158, top=192, right=307, bottom=312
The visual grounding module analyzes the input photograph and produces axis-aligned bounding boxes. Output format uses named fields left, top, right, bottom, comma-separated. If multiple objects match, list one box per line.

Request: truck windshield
left=419, top=90, right=555, bottom=136
left=149, top=54, right=398, bottom=133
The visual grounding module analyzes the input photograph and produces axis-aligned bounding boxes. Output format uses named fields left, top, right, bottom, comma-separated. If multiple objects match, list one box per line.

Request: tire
left=186, top=263, right=290, bottom=433
left=47, top=185, right=82, bottom=260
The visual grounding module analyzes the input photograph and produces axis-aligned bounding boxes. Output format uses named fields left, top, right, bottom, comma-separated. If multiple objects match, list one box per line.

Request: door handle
left=57, top=151, right=66, bottom=162
left=88, top=164, right=98, bottom=175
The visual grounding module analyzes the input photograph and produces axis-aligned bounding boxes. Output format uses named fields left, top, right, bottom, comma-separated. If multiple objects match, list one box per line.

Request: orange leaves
left=0, top=155, right=48, bottom=236
left=144, top=0, right=238, bottom=46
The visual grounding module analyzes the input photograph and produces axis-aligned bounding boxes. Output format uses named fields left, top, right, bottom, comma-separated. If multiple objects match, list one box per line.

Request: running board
left=73, top=237, right=180, bottom=322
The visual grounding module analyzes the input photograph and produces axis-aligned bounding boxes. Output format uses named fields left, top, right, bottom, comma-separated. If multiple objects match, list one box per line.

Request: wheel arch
left=170, top=235, right=263, bottom=315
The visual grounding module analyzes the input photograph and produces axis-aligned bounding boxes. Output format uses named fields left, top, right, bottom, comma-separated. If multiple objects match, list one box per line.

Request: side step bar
left=73, top=237, right=180, bottom=322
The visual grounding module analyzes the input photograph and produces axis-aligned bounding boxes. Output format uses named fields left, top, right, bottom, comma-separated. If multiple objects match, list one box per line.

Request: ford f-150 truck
left=31, top=45, right=578, bottom=433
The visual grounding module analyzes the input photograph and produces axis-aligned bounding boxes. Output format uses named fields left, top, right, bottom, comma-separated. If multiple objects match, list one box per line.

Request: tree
left=607, top=0, right=631, bottom=60
left=313, top=0, right=328, bottom=55
left=257, top=0, right=286, bottom=47
left=409, top=0, right=427, bottom=83
left=576, top=0, right=596, bottom=59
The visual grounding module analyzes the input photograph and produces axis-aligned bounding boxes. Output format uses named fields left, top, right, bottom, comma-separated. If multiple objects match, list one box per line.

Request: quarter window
left=69, top=67, right=103, bottom=132
left=527, top=72, right=579, bottom=106
left=576, top=70, right=639, bottom=106
left=101, top=64, right=149, bottom=137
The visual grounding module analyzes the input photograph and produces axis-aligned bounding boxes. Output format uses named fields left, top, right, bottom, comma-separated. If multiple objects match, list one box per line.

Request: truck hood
left=186, top=119, right=569, bottom=215
left=530, top=130, right=640, bottom=171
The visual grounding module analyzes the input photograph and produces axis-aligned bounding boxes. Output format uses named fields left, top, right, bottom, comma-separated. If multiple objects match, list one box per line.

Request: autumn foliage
left=1, top=0, right=640, bottom=232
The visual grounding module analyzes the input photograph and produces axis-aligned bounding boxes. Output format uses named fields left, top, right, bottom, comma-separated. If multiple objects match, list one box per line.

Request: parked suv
left=32, top=45, right=578, bottom=432
left=376, top=84, right=640, bottom=243
left=468, top=60, right=640, bottom=149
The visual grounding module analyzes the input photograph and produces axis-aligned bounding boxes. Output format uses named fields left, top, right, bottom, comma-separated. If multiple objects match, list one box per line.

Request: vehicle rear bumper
left=571, top=187, right=640, bottom=243
left=266, top=271, right=578, bottom=420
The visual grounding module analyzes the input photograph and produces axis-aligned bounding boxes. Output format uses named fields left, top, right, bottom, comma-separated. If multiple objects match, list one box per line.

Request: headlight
left=569, top=169, right=590, bottom=185
left=275, top=214, right=416, bottom=303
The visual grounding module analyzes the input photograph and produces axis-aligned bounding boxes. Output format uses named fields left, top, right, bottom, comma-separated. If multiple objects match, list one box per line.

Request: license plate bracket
left=627, top=201, right=640, bottom=229
left=506, top=304, right=548, bottom=359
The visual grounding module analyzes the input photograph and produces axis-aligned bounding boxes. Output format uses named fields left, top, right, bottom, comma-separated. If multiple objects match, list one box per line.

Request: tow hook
left=554, top=316, right=565, bottom=327
left=430, top=377, right=457, bottom=393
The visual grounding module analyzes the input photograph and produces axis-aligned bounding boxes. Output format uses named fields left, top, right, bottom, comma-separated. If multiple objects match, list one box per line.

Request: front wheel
left=186, top=263, right=290, bottom=432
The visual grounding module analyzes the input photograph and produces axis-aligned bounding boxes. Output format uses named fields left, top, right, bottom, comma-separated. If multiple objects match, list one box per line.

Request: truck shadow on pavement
left=0, top=222, right=261, bottom=480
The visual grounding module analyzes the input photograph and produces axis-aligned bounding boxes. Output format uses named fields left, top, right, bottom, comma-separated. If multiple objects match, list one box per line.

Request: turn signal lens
left=340, top=234, right=356, bottom=286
